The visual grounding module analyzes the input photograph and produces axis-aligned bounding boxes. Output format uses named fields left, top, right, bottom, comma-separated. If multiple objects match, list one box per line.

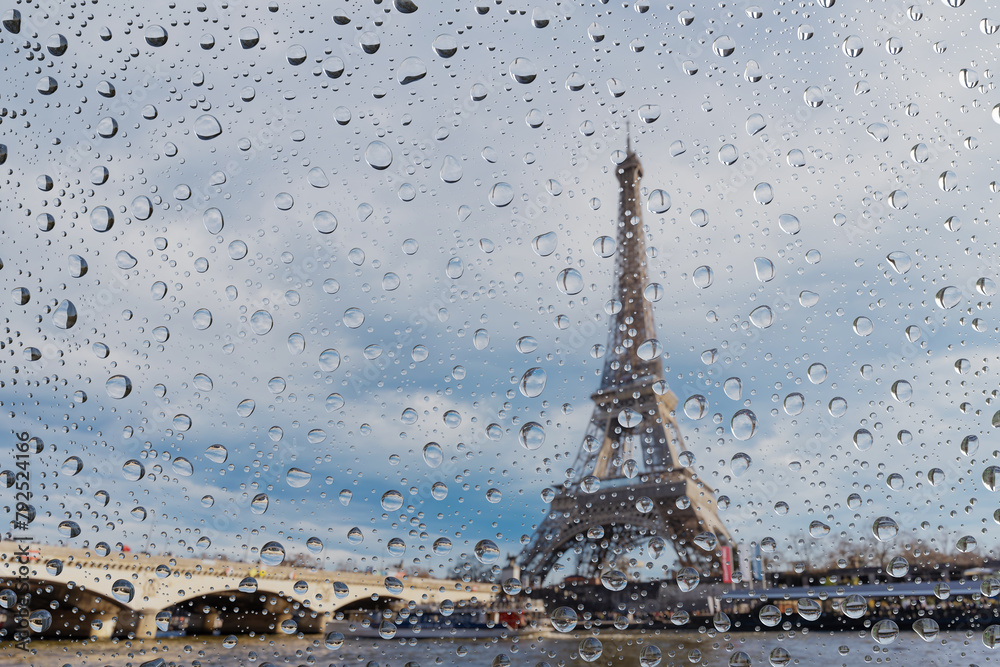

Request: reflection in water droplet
left=474, top=539, right=500, bottom=564
left=192, top=308, right=213, bottom=330
left=749, top=305, right=773, bottom=328
left=519, top=422, right=545, bottom=450
left=260, top=541, right=285, bottom=566
left=519, top=367, right=547, bottom=397
left=532, top=231, right=558, bottom=256
left=250, top=310, right=273, bottom=335
left=473, top=329, right=490, bottom=350
left=397, top=56, right=427, bottom=84
left=891, top=380, right=912, bottom=401
left=365, top=141, right=393, bottom=170
left=313, top=211, right=338, bottom=234
left=343, top=308, right=365, bottom=328
left=489, top=182, right=514, bottom=207
left=106, top=375, right=132, bottom=399
left=692, top=265, right=713, bottom=288
left=754, top=257, right=774, bottom=282
left=807, top=363, right=827, bottom=384
left=783, top=393, right=804, bottom=415
left=723, top=377, right=742, bottom=400
left=852, top=316, right=873, bottom=336
left=556, top=268, right=584, bottom=294
left=731, top=409, right=757, bottom=440
left=676, top=567, right=700, bottom=592
left=195, top=114, right=222, bottom=139
left=53, top=300, right=77, bottom=329
left=145, top=25, right=168, bottom=46
left=803, top=86, right=824, bottom=107
left=509, top=57, right=537, bottom=83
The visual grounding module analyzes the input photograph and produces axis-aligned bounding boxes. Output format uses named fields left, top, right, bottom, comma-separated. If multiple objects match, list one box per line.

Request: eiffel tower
left=520, top=135, right=731, bottom=581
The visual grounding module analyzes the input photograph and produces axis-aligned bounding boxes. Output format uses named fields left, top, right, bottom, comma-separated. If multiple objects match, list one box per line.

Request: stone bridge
left=0, top=543, right=494, bottom=640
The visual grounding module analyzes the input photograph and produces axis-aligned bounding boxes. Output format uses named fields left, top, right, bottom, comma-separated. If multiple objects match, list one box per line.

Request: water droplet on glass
left=145, top=25, right=168, bottom=46
left=888, top=189, right=908, bottom=209
left=684, top=395, right=708, bottom=419
left=871, top=619, right=899, bottom=644
left=473, top=328, right=490, bottom=350
left=250, top=310, right=273, bottom=335
left=53, top=300, right=77, bottom=329
left=692, top=265, right=713, bottom=288
left=474, top=539, right=500, bottom=564
left=647, top=189, right=671, bottom=214
left=519, top=367, right=547, bottom=398
left=365, top=141, right=393, bottom=170
left=343, top=307, right=365, bottom=329
left=753, top=257, right=775, bottom=282
left=807, top=363, right=827, bottom=384
left=192, top=308, right=213, bottom=330
left=803, top=86, right=824, bottom=107
left=891, top=380, right=912, bottom=401
left=550, top=606, right=578, bottom=632
left=852, top=316, right=873, bottom=336
left=106, top=375, right=132, bottom=399
left=195, top=114, right=222, bottom=139
left=731, top=452, right=751, bottom=476
left=397, top=56, right=427, bottom=84
left=872, top=516, right=898, bottom=541
left=519, top=422, right=545, bottom=450
left=749, top=305, right=773, bottom=328
left=260, top=541, right=285, bottom=566
left=556, top=268, right=584, bottom=294
left=723, top=377, right=742, bottom=400
left=489, top=182, right=514, bottom=207
left=380, top=490, right=404, bottom=511
left=731, top=410, right=757, bottom=440
left=112, top=579, right=135, bottom=604
left=783, top=393, right=804, bottom=415
left=532, top=231, right=557, bottom=256
left=777, top=213, right=800, bottom=235
left=676, top=567, right=700, bottom=592
left=509, top=57, right=537, bottom=83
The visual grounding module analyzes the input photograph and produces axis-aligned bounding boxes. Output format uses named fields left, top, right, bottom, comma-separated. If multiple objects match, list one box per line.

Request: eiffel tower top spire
left=598, top=130, right=663, bottom=392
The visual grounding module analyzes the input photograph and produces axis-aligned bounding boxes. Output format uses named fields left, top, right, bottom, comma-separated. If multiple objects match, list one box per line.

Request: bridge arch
left=1, top=543, right=496, bottom=639
left=0, top=574, right=141, bottom=639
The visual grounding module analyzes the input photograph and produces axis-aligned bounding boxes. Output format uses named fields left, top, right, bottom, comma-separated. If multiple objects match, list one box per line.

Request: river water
left=5, top=630, right=998, bottom=666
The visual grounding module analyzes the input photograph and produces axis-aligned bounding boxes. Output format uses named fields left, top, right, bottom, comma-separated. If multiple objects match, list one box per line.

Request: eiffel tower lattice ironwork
left=519, top=139, right=731, bottom=581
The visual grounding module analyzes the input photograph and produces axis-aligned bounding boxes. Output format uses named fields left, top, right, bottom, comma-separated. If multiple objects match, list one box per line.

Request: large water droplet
left=365, top=141, right=393, bottom=170
left=519, top=422, right=545, bottom=450
left=397, top=56, right=427, bottom=84
left=556, top=268, right=584, bottom=294
left=195, top=114, right=222, bottom=139
left=145, top=25, right=168, bottom=46
left=550, top=607, right=578, bottom=632
left=53, top=300, right=77, bottom=329
left=112, top=580, right=135, bottom=604
left=509, top=57, right=537, bottom=83
left=474, top=539, right=500, bottom=564
left=106, top=375, right=132, bottom=399
left=676, top=567, right=700, bottom=592
left=250, top=310, right=273, bottom=335
left=260, top=541, right=285, bottom=566
left=872, top=516, right=898, bottom=541
left=532, top=231, right=558, bottom=256
left=519, top=367, right=547, bottom=398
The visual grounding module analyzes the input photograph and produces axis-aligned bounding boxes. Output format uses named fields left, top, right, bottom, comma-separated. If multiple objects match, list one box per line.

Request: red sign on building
left=720, top=545, right=734, bottom=584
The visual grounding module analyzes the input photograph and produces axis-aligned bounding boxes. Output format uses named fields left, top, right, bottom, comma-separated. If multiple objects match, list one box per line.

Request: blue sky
left=2, top=0, right=999, bottom=579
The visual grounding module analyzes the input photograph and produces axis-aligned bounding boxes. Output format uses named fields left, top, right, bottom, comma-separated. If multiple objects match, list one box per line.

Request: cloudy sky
left=3, top=0, right=999, bottom=580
